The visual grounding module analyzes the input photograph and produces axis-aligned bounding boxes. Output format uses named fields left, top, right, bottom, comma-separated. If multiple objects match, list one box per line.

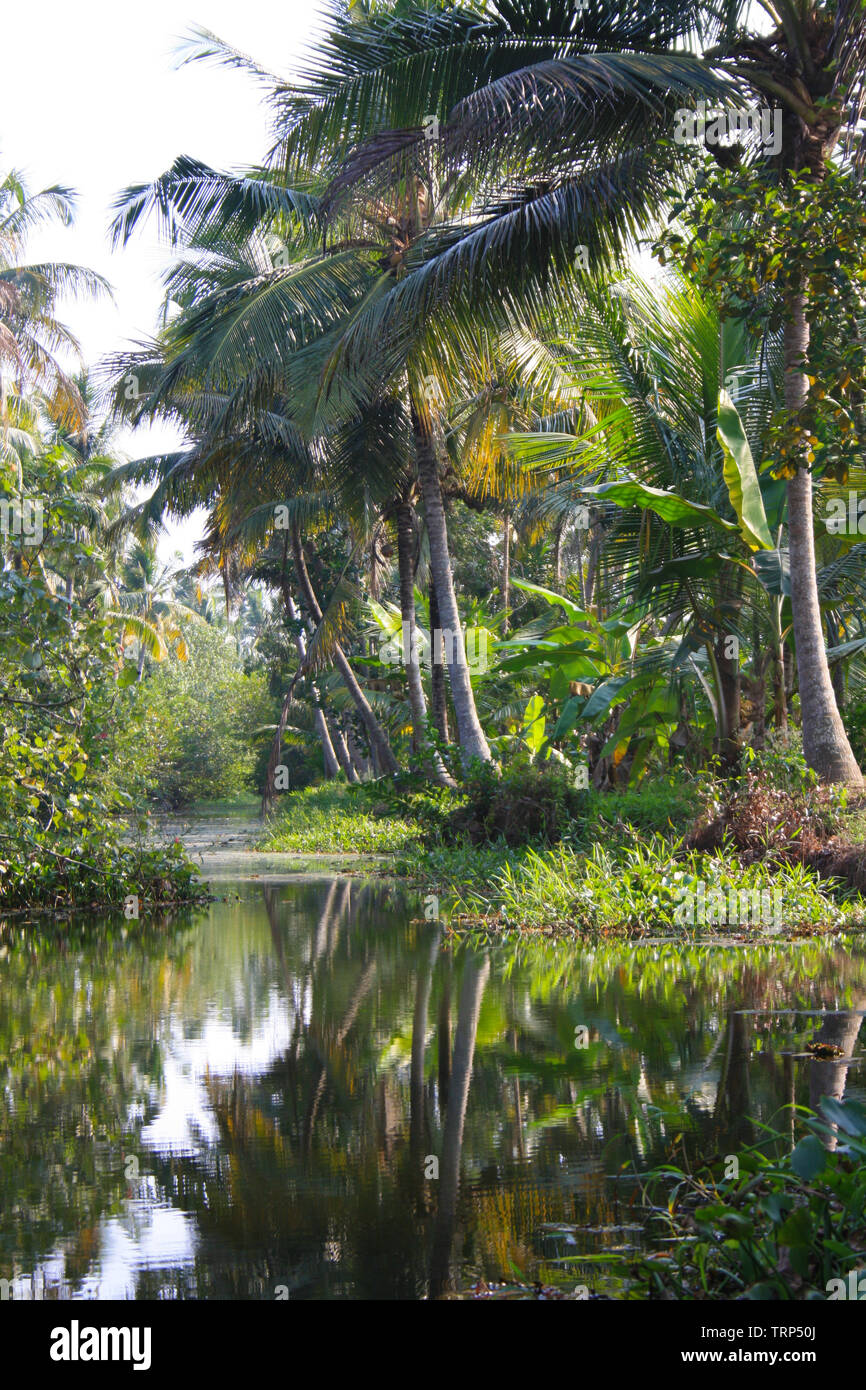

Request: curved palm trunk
left=290, top=524, right=399, bottom=776
left=283, top=590, right=339, bottom=779
left=428, top=578, right=451, bottom=746
left=411, top=406, right=493, bottom=766
left=263, top=675, right=301, bottom=816
left=785, top=297, right=862, bottom=787
left=395, top=499, right=454, bottom=787
left=327, top=715, right=360, bottom=782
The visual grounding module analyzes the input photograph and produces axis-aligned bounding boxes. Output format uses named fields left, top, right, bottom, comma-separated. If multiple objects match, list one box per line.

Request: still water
left=1, top=875, right=865, bottom=1299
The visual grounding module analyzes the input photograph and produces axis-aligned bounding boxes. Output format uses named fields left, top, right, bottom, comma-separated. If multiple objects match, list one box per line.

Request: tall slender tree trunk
left=714, top=634, right=740, bottom=771
left=290, top=524, right=399, bottom=776
left=428, top=954, right=490, bottom=1297
left=327, top=715, right=360, bottom=782
left=773, top=601, right=788, bottom=730
left=501, top=510, right=511, bottom=633
left=347, top=727, right=373, bottom=780
left=411, top=404, right=492, bottom=766
left=826, top=612, right=845, bottom=711
left=554, top=515, right=565, bottom=589
left=428, top=578, right=450, bottom=746
left=585, top=521, right=603, bottom=611
left=784, top=297, right=862, bottom=787
left=395, top=499, right=454, bottom=786
left=283, top=589, right=340, bottom=779
left=263, top=675, right=301, bottom=816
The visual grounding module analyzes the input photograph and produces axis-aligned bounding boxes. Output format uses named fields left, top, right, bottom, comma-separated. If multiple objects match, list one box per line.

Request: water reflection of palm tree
left=808, top=996, right=866, bottom=1150
left=410, top=929, right=441, bottom=1165
left=304, top=958, right=378, bottom=1152
left=429, top=953, right=490, bottom=1298
left=715, top=1009, right=753, bottom=1149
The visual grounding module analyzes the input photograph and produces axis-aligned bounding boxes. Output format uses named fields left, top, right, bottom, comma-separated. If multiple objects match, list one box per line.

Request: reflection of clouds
left=10, top=1206, right=196, bottom=1301
left=77, top=1205, right=197, bottom=1300
left=141, top=989, right=296, bottom=1157
left=62, top=984, right=296, bottom=1299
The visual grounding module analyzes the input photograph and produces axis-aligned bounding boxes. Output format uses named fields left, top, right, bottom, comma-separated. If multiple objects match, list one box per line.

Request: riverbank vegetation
left=6, top=0, right=866, bottom=929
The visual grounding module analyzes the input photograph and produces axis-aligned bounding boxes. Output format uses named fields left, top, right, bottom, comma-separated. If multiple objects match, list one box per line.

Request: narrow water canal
left=2, top=866, right=865, bottom=1299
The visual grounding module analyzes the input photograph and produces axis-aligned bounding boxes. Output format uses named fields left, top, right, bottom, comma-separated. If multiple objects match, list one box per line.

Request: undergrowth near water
left=259, top=782, right=422, bottom=854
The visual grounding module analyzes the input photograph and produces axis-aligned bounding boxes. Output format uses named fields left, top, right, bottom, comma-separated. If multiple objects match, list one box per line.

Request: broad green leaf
left=551, top=694, right=584, bottom=740
left=790, top=1135, right=827, bottom=1181
left=818, top=1097, right=866, bottom=1138
left=582, top=480, right=738, bottom=532
left=753, top=548, right=790, bottom=596
left=581, top=675, right=632, bottom=720
left=717, top=390, right=773, bottom=551
left=511, top=577, right=588, bottom=624
left=522, top=694, right=546, bottom=755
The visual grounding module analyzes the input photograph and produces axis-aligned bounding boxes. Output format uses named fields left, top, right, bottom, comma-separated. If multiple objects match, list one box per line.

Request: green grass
left=419, top=835, right=866, bottom=938
left=259, top=783, right=423, bottom=854
left=258, top=771, right=866, bottom=939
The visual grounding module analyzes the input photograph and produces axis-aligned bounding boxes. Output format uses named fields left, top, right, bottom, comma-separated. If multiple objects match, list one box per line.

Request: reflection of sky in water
left=142, top=987, right=297, bottom=1156
left=6, top=877, right=866, bottom=1301
left=77, top=1206, right=198, bottom=1299
left=75, top=985, right=296, bottom=1296
left=9, top=1207, right=196, bottom=1300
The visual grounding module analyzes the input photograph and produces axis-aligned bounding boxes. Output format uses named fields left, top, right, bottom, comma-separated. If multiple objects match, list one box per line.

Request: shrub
left=445, top=761, right=587, bottom=848
left=631, top=1098, right=866, bottom=1300
left=109, top=624, right=275, bottom=808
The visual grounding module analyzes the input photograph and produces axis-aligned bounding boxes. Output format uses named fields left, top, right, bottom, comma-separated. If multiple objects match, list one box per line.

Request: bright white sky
left=0, top=0, right=322, bottom=564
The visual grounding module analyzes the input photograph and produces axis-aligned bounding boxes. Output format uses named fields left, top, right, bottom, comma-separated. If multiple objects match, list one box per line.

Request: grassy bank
left=259, top=756, right=866, bottom=940
left=258, top=783, right=423, bottom=854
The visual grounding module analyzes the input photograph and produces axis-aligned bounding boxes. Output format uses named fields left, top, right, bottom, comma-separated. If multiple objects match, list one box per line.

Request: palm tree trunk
left=327, top=716, right=360, bottom=782
left=429, top=954, right=490, bottom=1297
left=290, top=524, right=399, bottom=776
left=428, top=578, right=450, bottom=746
left=502, top=510, right=511, bottom=633
left=411, top=405, right=493, bottom=766
left=283, top=590, right=340, bottom=780
left=714, top=632, right=740, bottom=771
left=347, top=726, right=372, bottom=780
left=585, top=520, right=603, bottom=611
left=773, top=600, right=788, bottom=730
left=396, top=499, right=454, bottom=786
left=784, top=297, right=862, bottom=787
left=554, top=515, right=565, bottom=588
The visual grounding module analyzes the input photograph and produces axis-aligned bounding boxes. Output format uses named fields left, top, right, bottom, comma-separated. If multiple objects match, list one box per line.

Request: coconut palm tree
left=696, top=1, right=866, bottom=784
left=262, top=0, right=865, bottom=783
left=0, top=168, right=108, bottom=438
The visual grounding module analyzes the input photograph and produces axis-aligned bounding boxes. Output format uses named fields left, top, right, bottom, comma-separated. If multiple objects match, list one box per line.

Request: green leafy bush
left=0, top=553, right=199, bottom=911
left=632, top=1097, right=866, bottom=1300
left=109, top=624, right=274, bottom=808
left=445, top=760, right=587, bottom=847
